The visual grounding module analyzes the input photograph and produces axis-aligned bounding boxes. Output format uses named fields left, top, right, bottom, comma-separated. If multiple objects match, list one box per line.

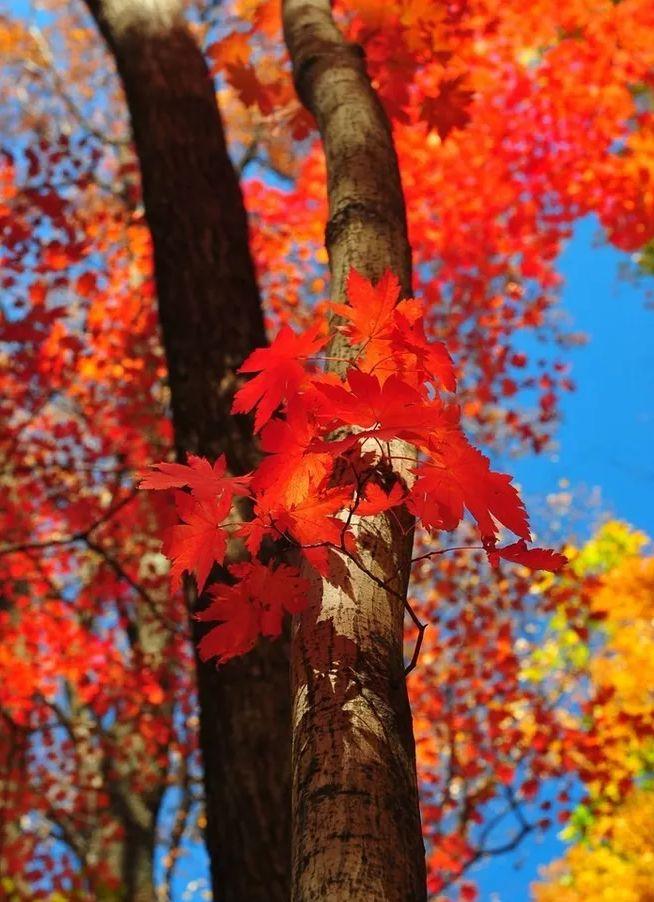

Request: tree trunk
left=83, top=3, right=291, bottom=899
left=282, top=2, right=426, bottom=900
left=122, top=824, right=156, bottom=902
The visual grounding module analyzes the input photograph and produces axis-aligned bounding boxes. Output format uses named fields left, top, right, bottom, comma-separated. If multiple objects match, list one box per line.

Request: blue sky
left=509, top=216, right=654, bottom=540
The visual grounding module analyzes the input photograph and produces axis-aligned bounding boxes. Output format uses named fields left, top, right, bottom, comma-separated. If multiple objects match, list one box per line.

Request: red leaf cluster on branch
left=141, top=269, right=566, bottom=666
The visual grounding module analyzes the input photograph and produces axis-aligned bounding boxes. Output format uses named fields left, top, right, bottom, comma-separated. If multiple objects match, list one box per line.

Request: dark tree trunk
left=83, top=3, right=291, bottom=899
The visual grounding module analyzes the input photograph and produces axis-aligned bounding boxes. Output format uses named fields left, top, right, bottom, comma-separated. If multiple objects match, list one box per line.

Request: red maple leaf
left=240, top=485, right=355, bottom=574
left=392, top=310, right=457, bottom=392
left=232, top=323, right=326, bottom=431
left=409, top=433, right=531, bottom=541
left=162, top=492, right=230, bottom=590
left=196, top=577, right=260, bottom=664
left=139, top=453, right=250, bottom=501
left=460, top=882, right=479, bottom=902
left=252, top=397, right=332, bottom=504
left=420, top=75, right=474, bottom=141
left=196, top=561, right=309, bottom=664
left=225, top=63, right=276, bottom=115
left=490, top=539, right=567, bottom=572
left=356, top=481, right=406, bottom=516
left=277, top=488, right=358, bottom=575
left=330, top=268, right=401, bottom=345
left=314, top=369, right=444, bottom=446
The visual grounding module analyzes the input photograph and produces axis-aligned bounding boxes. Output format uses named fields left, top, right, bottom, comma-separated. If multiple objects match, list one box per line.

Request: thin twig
left=403, top=598, right=428, bottom=676
left=27, top=25, right=130, bottom=148
left=0, top=490, right=138, bottom=558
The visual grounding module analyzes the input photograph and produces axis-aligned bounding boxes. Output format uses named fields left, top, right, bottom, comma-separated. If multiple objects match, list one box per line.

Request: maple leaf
left=331, top=268, right=401, bottom=345
left=409, top=433, right=531, bottom=541
left=329, top=270, right=451, bottom=381
left=232, top=323, right=326, bottom=431
left=206, top=33, right=250, bottom=72
left=281, top=486, right=354, bottom=547
left=162, top=492, right=230, bottom=590
left=225, top=62, right=276, bottom=115
left=196, top=579, right=260, bottom=664
left=255, top=562, right=309, bottom=634
left=252, top=397, right=332, bottom=505
left=277, top=488, right=358, bottom=575
left=392, top=310, right=457, bottom=392
left=241, top=485, right=355, bottom=575
left=196, top=561, right=309, bottom=664
left=420, top=75, right=474, bottom=141
left=313, top=369, right=444, bottom=446
left=460, top=882, right=479, bottom=902
left=75, top=272, right=97, bottom=297
left=139, top=453, right=250, bottom=501
left=356, top=481, right=406, bottom=516
left=252, top=0, right=281, bottom=37
left=490, top=539, right=567, bottom=572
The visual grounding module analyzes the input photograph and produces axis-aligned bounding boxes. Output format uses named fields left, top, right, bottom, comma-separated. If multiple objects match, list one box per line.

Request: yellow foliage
left=570, top=520, right=648, bottom=577
left=534, top=789, right=654, bottom=901
left=534, top=524, right=654, bottom=898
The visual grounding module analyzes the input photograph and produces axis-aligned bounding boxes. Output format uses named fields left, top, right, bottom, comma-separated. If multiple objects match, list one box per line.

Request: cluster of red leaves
left=0, top=501, right=189, bottom=893
left=220, top=0, right=654, bottom=458
left=0, top=56, right=189, bottom=886
left=142, top=270, right=565, bottom=665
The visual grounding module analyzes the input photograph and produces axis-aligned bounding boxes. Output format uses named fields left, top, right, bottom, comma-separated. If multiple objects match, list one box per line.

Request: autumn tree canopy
left=1, top=0, right=653, bottom=899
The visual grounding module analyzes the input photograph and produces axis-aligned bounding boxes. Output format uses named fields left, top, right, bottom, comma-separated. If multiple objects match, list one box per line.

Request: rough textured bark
left=121, top=824, right=156, bottom=902
left=83, top=2, right=291, bottom=899
left=283, top=1, right=426, bottom=900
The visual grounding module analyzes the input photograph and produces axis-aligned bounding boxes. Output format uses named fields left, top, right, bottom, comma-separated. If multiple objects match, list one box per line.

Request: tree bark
left=282, top=2, right=426, bottom=900
left=83, top=2, right=291, bottom=899
left=122, top=823, right=156, bottom=902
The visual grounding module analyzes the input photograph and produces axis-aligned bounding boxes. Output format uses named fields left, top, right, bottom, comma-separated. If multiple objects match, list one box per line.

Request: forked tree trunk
left=282, top=1, right=426, bottom=899
left=83, top=2, right=290, bottom=899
